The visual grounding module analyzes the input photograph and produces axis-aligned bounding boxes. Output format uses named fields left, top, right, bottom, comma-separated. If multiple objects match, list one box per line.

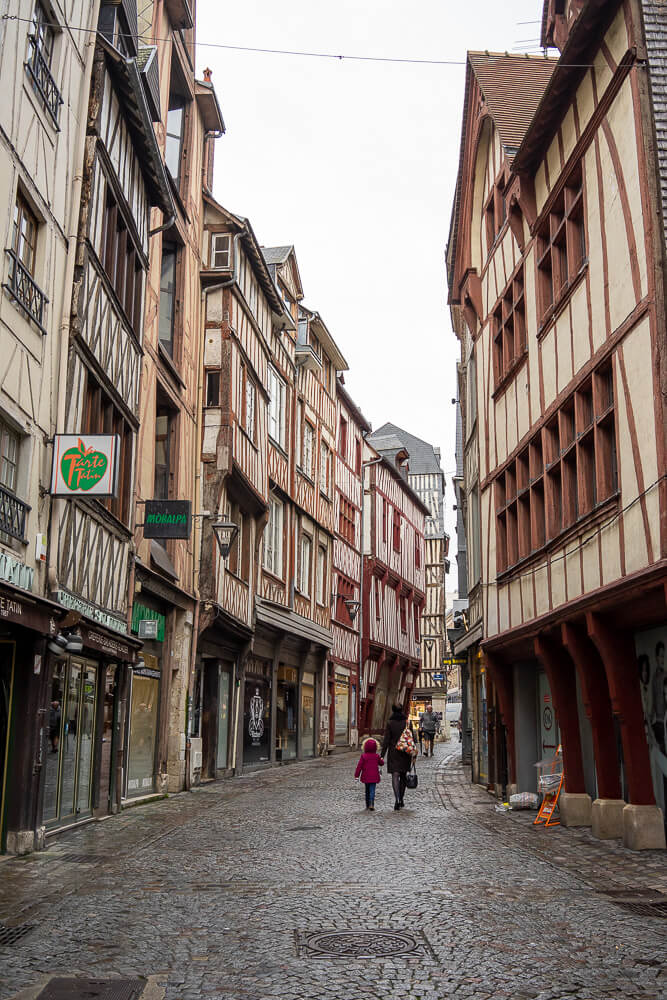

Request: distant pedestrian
left=354, top=738, right=384, bottom=811
left=420, top=703, right=440, bottom=757
left=417, top=720, right=424, bottom=754
left=381, top=704, right=416, bottom=811
left=48, top=700, right=61, bottom=753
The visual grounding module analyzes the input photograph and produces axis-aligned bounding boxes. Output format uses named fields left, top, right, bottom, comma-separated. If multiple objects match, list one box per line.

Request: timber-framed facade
left=448, top=0, right=667, bottom=849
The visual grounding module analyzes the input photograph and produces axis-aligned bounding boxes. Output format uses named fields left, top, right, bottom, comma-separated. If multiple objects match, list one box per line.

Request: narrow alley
left=0, top=742, right=664, bottom=1000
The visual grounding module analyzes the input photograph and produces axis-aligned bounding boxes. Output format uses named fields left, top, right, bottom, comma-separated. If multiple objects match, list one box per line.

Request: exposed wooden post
left=561, top=622, right=621, bottom=800
left=534, top=636, right=586, bottom=794
left=485, top=652, right=515, bottom=786
left=586, top=613, right=655, bottom=805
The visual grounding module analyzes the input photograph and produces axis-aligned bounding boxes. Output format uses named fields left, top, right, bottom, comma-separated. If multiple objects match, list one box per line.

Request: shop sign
left=432, top=672, right=444, bottom=681
left=131, top=602, right=165, bottom=641
left=0, top=589, right=58, bottom=634
left=442, top=656, right=466, bottom=667
left=54, top=590, right=128, bottom=634
left=138, top=619, right=159, bottom=639
left=143, top=500, right=191, bottom=539
left=0, top=551, right=34, bottom=592
left=84, top=627, right=135, bottom=662
left=51, top=435, right=120, bottom=497
left=134, top=652, right=160, bottom=679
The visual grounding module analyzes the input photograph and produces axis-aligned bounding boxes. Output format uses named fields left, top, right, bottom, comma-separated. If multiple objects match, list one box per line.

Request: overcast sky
left=196, top=0, right=546, bottom=573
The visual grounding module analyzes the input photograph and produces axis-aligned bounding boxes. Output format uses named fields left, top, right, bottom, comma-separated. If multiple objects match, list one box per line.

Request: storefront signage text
left=0, top=589, right=58, bottom=633
left=50, top=435, right=120, bottom=497
left=54, top=590, right=128, bottom=634
left=85, top=629, right=134, bottom=661
left=0, top=552, right=34, bottom=592
left=143, top=500, right=192, bottom=539
left=442, top=656, right=466, bottom=667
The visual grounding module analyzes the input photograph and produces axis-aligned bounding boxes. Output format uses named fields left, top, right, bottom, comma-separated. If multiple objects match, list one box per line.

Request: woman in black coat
left=381, top=703, right=414, bottom=810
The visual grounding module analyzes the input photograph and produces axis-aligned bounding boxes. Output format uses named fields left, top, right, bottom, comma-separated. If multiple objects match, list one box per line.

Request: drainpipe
left=185, top=226, right=247, bottom=786
left=358, top=454, right=382, bottom=733
left=148, top=213, right=176, bottom=238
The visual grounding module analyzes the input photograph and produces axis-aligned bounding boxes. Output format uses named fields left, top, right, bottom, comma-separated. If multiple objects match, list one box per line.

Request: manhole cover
left=0, top=922, right=34, bottom=946
left=287, top=825, right=322, bottom=831
left=37, top=979, right=144, bottom=1000
left=295, top=929, right=435, bottom=959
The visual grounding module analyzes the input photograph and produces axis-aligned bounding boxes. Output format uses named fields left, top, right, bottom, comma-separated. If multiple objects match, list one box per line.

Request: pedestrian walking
left=381, top=704, right=416, bottom=811
left=354, top=737, right=384, bottom=811
left=420, top=703, right=439, bottom=757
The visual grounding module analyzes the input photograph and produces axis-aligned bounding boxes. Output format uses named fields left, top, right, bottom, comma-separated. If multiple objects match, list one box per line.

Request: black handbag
left=405, top=762, right=418, bottom=790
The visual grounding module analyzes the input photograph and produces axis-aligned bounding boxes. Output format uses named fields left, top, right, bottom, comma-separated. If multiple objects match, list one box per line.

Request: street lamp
left=343, top=599, right=361, bottom=623
left=212, top=520, right=239, bottom=560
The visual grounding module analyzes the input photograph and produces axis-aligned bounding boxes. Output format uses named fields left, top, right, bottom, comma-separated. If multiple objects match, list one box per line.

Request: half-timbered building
left=331, top=379, right=371, bottom=748
left=196, top=203, right=282, bottom=775
left=374, top=423, right=450, bottom=730
left=129, top=2, right=223, bottom=799
left=360, top=436, right=427, bottom=736
left=254, top=248, right=349, bottom=760
left=448, top=0, right=667, bottom=849
left=42, top=0, right=172, bottom=837
left=0, top=0, right=101, bottom=854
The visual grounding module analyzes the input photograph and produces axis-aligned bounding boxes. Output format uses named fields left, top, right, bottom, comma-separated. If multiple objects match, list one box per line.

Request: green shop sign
left=131, top=602, right=166, bottom=642
left=143, top=500, right=192, bottom=539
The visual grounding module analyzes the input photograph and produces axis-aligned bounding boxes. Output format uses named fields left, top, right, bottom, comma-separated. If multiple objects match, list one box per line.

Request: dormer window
left=211, top=233, right=230, bottom=269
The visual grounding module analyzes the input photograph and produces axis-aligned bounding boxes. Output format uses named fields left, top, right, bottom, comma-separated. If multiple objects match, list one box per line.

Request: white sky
left=196, top=0, right=545, bottom=571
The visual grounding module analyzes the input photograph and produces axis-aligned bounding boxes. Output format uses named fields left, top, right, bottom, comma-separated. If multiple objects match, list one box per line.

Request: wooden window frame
left=492, top=266, right=526, bottom=391
left=299, top=532, right=312, bottom=597
left=495, top=360, right=617, bottom=575
left=263, top=493, right=283, bottom=578
left=320, top=440, right=330, bottom=496
left=339, top=415, right=348, bottom=458
left=316, top=544, right=327, bottom=606
left=392, top=508, right=401, bottom=553
left=537, top=163, right=586, bottom=327
left=83, top=376, right=133, bottom=525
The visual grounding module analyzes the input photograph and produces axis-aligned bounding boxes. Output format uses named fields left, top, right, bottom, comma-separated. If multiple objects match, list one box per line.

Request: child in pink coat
left=354, top=737, right=384, bottom=810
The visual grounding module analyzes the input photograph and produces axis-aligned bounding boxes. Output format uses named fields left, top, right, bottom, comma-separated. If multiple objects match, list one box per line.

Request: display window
left=126, top=664, right=159, bottom=797
left=243, top=659, right=272, bottom=765
left=301, top=671, right=315, bottom=758
left=335, top=673, right=350, bottom=744
left=277, top=665, right=298, bottom=760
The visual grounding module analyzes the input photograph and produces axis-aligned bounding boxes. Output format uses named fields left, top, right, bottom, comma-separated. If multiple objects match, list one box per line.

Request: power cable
left=0, top=14, right=605, bottom=69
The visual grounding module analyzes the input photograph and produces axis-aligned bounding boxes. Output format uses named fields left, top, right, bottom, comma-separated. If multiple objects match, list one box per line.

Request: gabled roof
left=642, top=0, right=667, bottom=232
left=374, top=422, right=444, bottom=478
left=299, top=304, right=348, bottom=371
left=261, top=246, right=293, bottom=265
left=201, top=193, right=292, bottom=325
left=447, top=52, right=556, bottom=298
left=467, top=52, right=557, bottom=154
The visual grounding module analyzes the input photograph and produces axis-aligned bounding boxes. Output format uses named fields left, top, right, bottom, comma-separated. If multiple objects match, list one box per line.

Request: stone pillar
left=561, top=622, right=624, bottom=837
left=586, top=613, right=665, bottom=850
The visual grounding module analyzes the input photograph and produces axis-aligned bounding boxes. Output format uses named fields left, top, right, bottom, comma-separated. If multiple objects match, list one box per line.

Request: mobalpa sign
left=50, top=435, right=120, bottom=497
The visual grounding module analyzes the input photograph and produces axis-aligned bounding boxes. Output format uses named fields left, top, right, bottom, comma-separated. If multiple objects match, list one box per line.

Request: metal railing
left=3, top=249, right=48, bottom=332
left=0, top=484, right=30, bottom=542
left=25, top=35, right=63, bottom=127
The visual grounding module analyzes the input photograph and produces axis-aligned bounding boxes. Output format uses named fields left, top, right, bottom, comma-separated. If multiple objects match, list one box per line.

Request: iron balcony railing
left=25, top=35, right=63, bottom=127
left=0, top=484, right=30, bottom=543
left=3, top=249, right=49, bottom=332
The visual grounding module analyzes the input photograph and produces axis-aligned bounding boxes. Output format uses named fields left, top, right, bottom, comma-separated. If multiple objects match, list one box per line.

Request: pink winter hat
left=363, top=738, right=377, bottom=753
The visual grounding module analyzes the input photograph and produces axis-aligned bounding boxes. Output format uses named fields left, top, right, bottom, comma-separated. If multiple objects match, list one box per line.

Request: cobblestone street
left=0, top=741, right=665, bottom=1000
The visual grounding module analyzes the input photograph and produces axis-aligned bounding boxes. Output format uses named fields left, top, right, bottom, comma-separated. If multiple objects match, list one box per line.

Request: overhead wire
left=0, top=14, right=603, bottom=69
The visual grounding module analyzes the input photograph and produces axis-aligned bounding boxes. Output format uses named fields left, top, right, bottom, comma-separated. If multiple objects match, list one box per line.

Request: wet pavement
left=0, top=740, right=665, bottom=1000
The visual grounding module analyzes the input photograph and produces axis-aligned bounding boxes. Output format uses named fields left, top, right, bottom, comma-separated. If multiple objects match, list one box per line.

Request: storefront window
left=276, top=666, right=298, bottom=760
left=243, top=659, right=271, bottom=765
left=301, top=671, right=315, bottom=758
left=127, top=661, right=159, bottom=797
left=372, top=666, right=389, bottom=731
left=335, top=673, right=349, bottom=744
left=43, top=658, right=98, bottom=823
left=216, top=667, right=231, bottom=771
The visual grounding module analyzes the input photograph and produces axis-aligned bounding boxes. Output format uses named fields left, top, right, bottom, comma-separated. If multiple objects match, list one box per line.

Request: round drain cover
left=304, top=930, right=419, bottom=958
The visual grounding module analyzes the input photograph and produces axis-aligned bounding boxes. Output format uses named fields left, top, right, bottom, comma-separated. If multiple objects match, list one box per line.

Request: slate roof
left=643, top=0, right=667, bottom=234
left=261, top=246, right=293, bottom=266
left=373, top=422, right=444, bottom=478
left=467, top=52, right=557, bottom=155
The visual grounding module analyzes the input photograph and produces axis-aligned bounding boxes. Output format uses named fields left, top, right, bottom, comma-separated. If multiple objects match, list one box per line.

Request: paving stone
left=0, top=741, right=664, bottom=999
